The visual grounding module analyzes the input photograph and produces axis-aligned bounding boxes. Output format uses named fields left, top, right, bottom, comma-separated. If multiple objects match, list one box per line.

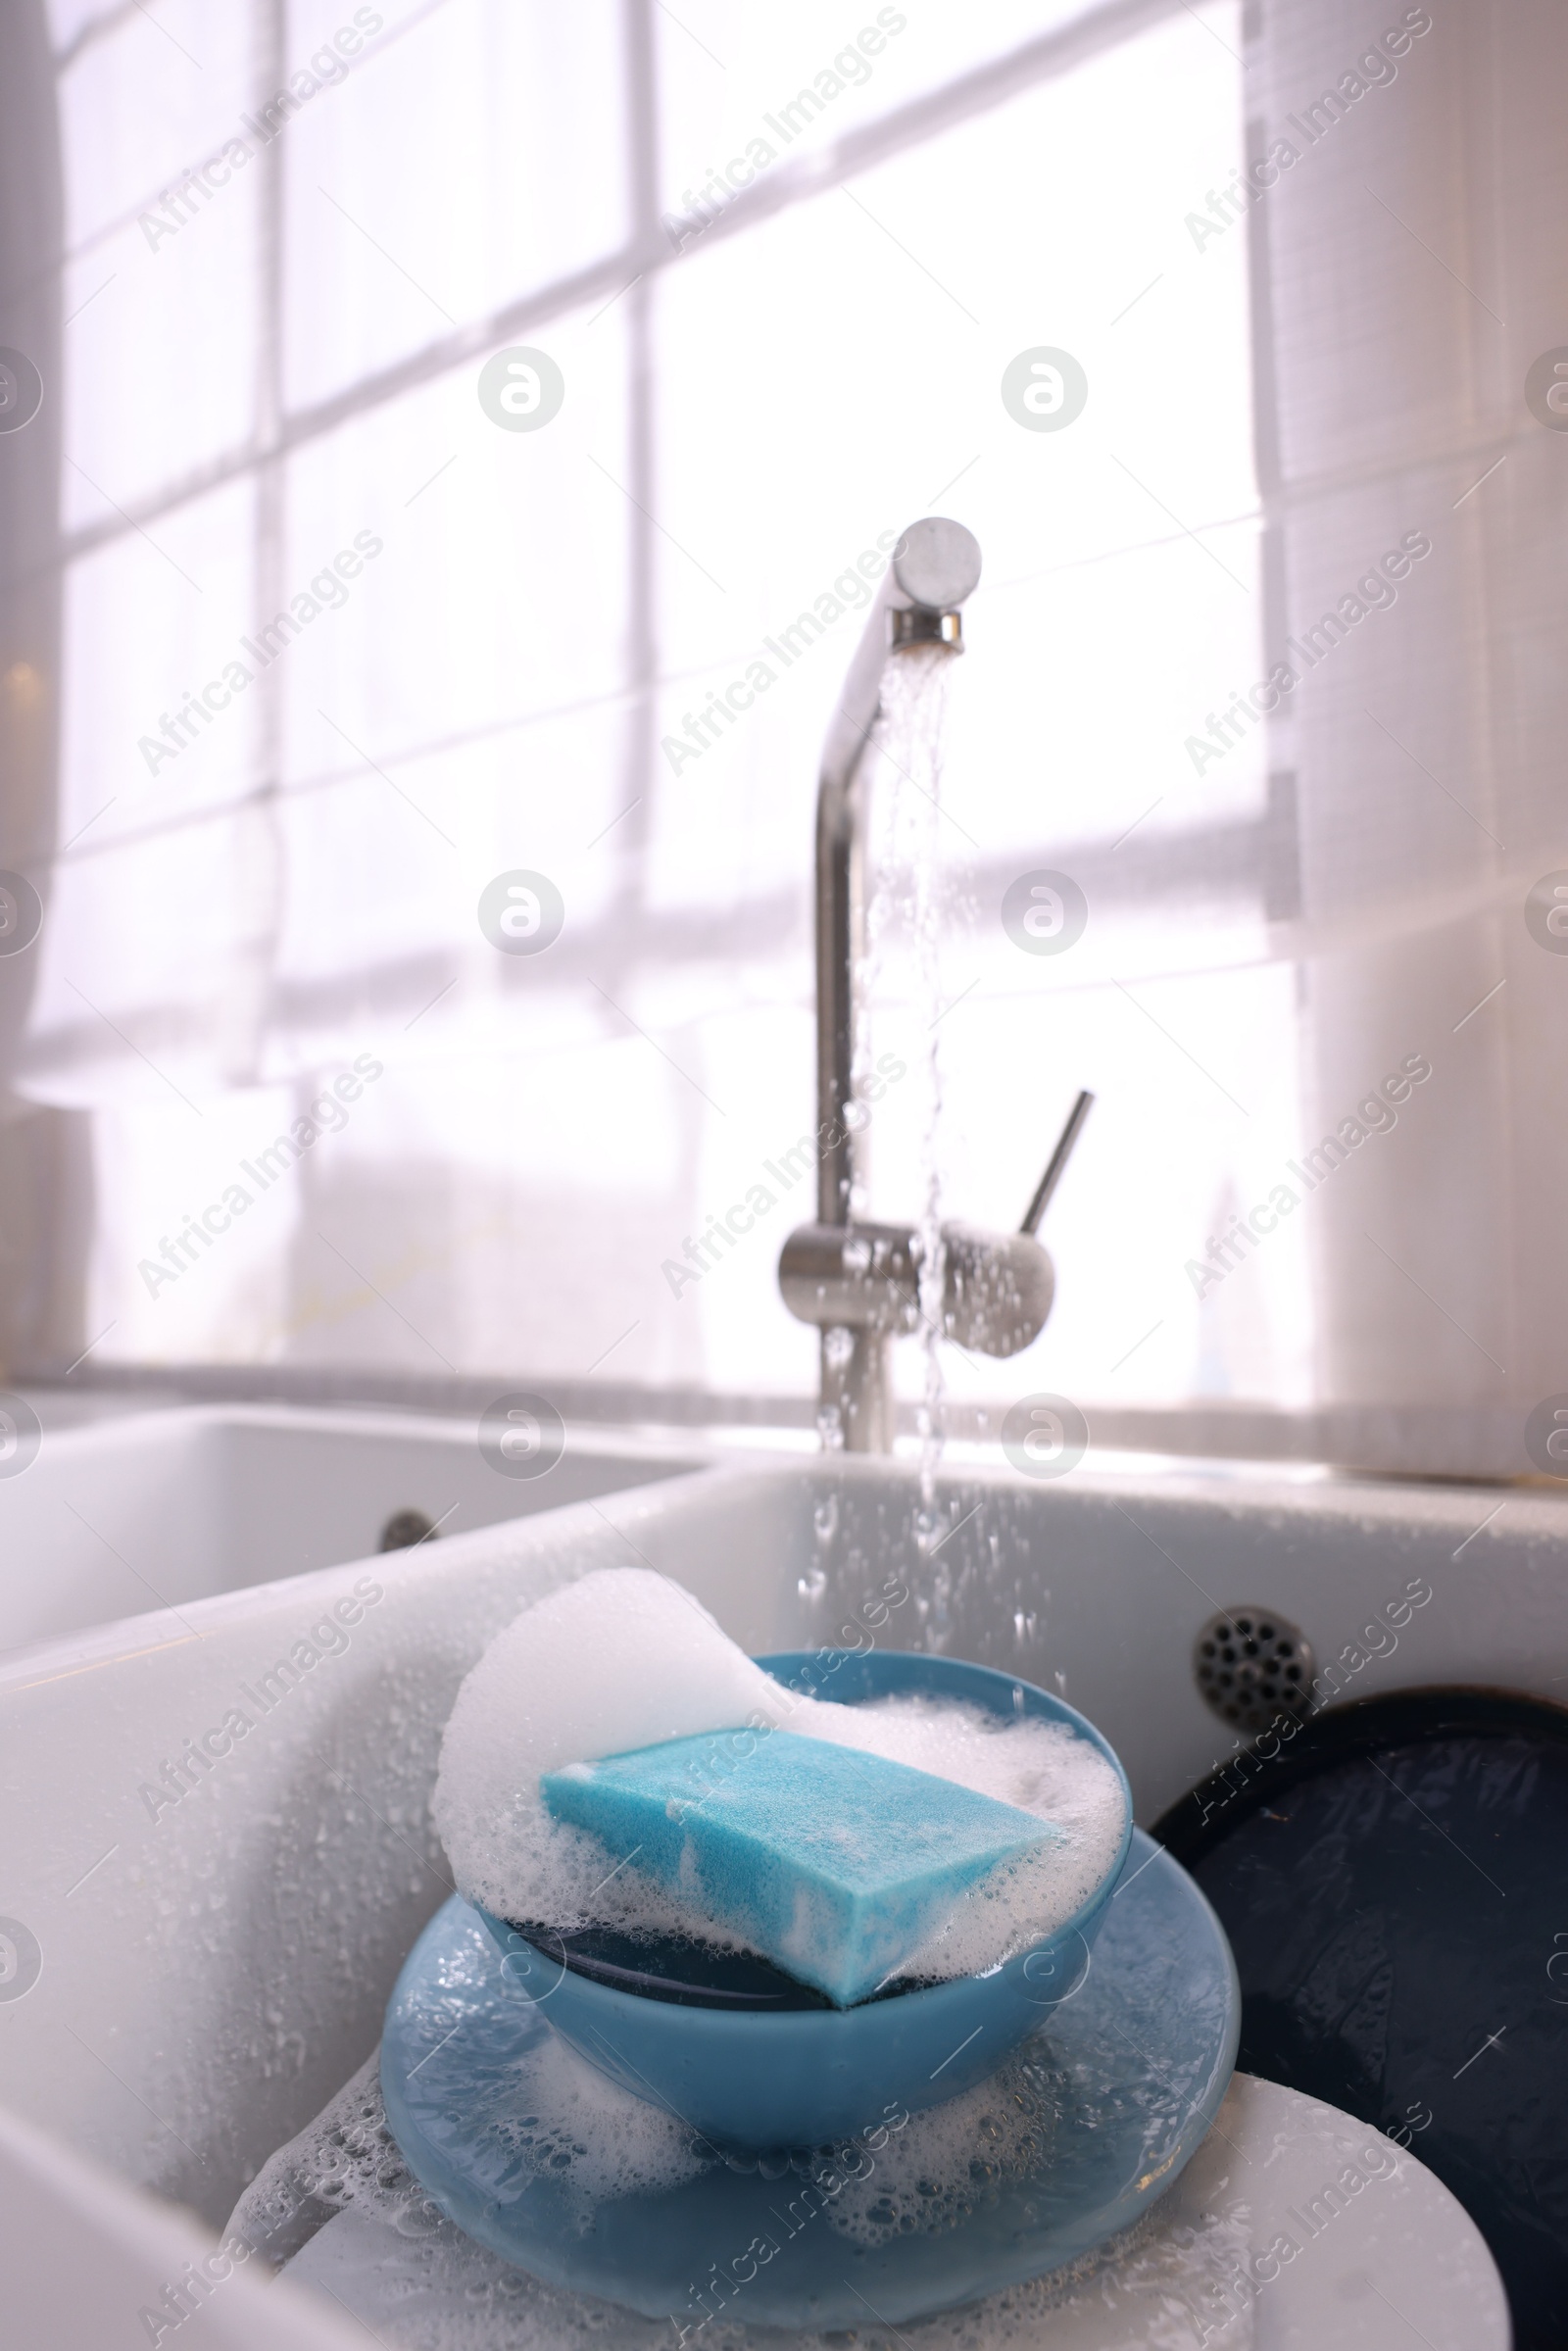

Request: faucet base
left=819, top=1327, right=894, bottom=1453
left=780, top=1218, right=1054, bottom=1357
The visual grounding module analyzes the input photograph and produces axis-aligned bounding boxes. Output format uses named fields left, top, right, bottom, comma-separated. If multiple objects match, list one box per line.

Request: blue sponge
left=540, top=1729, right=1057, bottom=2007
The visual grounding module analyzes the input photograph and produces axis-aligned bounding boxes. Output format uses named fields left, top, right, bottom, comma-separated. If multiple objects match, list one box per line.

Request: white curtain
left=1242, top=0, right=1568, bottom=1475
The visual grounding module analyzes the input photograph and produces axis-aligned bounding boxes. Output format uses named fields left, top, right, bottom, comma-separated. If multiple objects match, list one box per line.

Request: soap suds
left=432, top=1570, right=795, bottom=1948
left=245, top=2049, right=1250, bottom=2351
left=793, top=1690, right=1126, bottom=1981
left=432, top=1569, right=1126, bottom=1990
left=230, top=2051, right=442, bottom=2270
left=232, top=1940, right=706, bottom=2269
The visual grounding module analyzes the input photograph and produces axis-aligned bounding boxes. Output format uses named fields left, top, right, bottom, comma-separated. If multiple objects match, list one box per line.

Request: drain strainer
left=1194, top=1607, right=1314, bottom=1736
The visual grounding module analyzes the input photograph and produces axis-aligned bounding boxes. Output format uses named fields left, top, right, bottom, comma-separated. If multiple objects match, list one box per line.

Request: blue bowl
left=473, top=1648, right=1133, bottom=2150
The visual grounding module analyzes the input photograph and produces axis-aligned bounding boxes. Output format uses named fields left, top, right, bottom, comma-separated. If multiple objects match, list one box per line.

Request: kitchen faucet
left=777, top=517, right=1090, bottom=1452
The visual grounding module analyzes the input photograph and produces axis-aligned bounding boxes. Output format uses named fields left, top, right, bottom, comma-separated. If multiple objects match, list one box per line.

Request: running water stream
left=864, top=641, right=957, bottom=1546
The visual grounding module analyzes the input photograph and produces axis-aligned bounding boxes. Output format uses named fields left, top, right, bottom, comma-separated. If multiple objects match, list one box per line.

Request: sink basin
left=0, top=1445, right=1551, bottom=2329
left=0, top=1400, right=708, bottom=1656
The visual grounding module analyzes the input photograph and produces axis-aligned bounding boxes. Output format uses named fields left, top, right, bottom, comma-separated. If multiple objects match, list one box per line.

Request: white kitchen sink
left=0, top=1445, right=1549, bottom=2341
left=0, top=1400, right=708, bottom=1656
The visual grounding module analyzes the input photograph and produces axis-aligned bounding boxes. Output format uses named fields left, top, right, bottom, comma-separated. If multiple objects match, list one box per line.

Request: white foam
left=432, top=1569, right=795, bottom=1940
left=486, top=2024, right=709, bottom=2206
left=813, top=2035, right=1061, bottom=2248
left=432, top=1568, right=1126, bottom=1984
left=229, top=1946, right=705, bottom=2267
left=262, top=2059, right=1250, bottom=2351
left=786, top=1690, right=1127, bottom=1979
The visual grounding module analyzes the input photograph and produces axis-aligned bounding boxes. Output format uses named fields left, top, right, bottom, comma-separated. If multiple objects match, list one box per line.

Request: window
left=4, top=0, right=1551, bottom=1480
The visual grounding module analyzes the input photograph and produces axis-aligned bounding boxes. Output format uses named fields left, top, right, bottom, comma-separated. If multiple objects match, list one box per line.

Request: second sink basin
left=0, top=1398, right=707, bottom=1656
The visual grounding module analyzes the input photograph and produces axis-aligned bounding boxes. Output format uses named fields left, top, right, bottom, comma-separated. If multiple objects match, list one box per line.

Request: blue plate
left=382, top=1831, right=1238, bottom=2328
left=465, top=1648, right=1135, bottom=2149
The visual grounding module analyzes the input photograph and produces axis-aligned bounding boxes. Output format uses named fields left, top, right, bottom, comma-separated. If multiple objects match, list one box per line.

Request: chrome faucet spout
left=814, top=517, right=980, bottom=1232
left=781, top=518, right=1081, bottom=1454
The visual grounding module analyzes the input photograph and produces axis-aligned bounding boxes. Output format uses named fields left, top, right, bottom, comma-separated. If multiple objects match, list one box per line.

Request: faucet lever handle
left=1019, top=1089, right=1094, bottom=1237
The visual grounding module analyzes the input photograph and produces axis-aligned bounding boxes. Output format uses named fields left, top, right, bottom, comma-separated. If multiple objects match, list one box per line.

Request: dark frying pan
left=1155, top=1687, right=1568, bottom=2351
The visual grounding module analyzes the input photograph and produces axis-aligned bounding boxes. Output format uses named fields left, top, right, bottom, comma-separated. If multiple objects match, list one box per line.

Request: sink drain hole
left=378, top=1507, right=439, bottom=1552
left=1194, top=1607, right=1314, bottom=1736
